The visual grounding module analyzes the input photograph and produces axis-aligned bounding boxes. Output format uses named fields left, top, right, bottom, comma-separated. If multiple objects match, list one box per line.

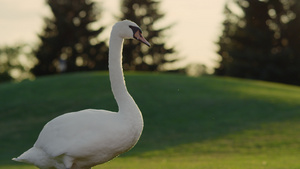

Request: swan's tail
left=12, top=147, right=47, bottom=164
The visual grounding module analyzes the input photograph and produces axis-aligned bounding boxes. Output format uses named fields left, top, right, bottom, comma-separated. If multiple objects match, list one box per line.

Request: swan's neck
left=108, top=33, right=139, bottom=113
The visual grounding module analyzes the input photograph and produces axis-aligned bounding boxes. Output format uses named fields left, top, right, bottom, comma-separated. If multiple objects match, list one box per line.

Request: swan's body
left=13, top=20, right=150, bottom=169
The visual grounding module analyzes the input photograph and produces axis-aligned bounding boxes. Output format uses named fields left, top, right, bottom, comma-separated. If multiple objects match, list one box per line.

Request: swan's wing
left=34, top=109, right=124, bottom=158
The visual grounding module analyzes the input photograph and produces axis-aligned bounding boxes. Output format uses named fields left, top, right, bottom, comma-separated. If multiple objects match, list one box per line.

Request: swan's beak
left=134, top=31, right=151, bottom=47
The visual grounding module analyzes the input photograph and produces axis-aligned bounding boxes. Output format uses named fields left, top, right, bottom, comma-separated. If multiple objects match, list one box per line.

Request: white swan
left=12, top=20, right=150, bottom=169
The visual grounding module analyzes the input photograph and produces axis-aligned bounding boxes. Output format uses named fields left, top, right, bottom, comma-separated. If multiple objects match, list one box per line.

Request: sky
left=0, top=0, right=227, bottom=70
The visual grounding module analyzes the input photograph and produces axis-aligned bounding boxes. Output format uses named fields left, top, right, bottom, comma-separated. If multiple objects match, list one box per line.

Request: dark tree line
left=32, top=0, right=108, bottom=76
left=216, top=0, right=300, bottom=85
left=32, top=0, right=177, bottom=76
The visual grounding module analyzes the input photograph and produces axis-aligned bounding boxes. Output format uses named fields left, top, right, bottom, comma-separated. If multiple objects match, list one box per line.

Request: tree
left=119, top=0, right=178, bottom=71
left=0, top=44, right=36, bottom=82
left=280, top=1, right=300, bottom=84
left=32, top=0, right=108, bottom=76
left=216, top=0, right=300, bottom=85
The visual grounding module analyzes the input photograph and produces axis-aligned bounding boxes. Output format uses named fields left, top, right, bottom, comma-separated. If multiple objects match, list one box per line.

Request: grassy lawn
left=0, top=72, right=299, bottom=169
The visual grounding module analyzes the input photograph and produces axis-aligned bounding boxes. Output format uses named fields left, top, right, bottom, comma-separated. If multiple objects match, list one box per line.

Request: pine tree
left=32, top=0, right=108, bottom=76
left=216, top=0, right=300, bottom=85
left=216, top=0, right=274, bottom=78
left=119, top=0, right=177, bottom=71
left=279, top=1, right=300, bottom=84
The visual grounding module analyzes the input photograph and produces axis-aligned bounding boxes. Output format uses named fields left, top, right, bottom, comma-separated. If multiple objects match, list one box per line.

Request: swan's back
left=14, top=109, right=143, bottom=169
left=37, top=109, right=141, bottom=156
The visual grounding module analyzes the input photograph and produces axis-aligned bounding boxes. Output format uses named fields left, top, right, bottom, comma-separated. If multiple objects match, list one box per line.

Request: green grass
left=0, top=72, right=300, bottom=169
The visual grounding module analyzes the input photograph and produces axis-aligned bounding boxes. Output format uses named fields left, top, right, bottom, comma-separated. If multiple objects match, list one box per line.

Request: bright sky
left=0, top=0, right=227, bottom=70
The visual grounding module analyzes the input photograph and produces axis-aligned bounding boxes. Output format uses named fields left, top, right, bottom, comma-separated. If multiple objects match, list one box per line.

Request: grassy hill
left=0, top=72, right=299, bottom=169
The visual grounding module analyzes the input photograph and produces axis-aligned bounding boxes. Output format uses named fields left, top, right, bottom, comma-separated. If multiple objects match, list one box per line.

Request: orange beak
left=134, top=31, right=151, bottom=47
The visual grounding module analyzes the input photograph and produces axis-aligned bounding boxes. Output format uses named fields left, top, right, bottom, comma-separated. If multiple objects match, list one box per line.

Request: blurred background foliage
left=1, top=0, right=300, bottom=85
left=119, top=0, right=178, bottom=71
left=31, top=0, right=109, bottom=76
left=216, top=0, right=300, bottom=85
left=0, top=44, right=36, bottom=82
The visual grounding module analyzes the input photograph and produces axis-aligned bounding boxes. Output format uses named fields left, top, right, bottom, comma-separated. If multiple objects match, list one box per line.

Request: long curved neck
left=108, top=32, right=136, bottom=112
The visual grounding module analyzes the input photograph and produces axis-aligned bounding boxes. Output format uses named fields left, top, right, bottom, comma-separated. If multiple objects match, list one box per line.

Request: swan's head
left=113, top=20, right=150, bottom=47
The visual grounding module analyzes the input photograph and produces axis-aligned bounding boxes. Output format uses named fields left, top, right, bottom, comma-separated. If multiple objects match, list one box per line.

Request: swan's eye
left=129, top=25, right=142, bottom=38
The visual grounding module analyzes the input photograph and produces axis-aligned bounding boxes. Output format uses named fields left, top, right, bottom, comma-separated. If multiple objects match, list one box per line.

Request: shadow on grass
left=1, top=72, right=299, bottom=164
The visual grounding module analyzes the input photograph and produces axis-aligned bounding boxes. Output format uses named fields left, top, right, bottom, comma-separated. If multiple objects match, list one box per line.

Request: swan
left=12, top=20, right=150, bottom=169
